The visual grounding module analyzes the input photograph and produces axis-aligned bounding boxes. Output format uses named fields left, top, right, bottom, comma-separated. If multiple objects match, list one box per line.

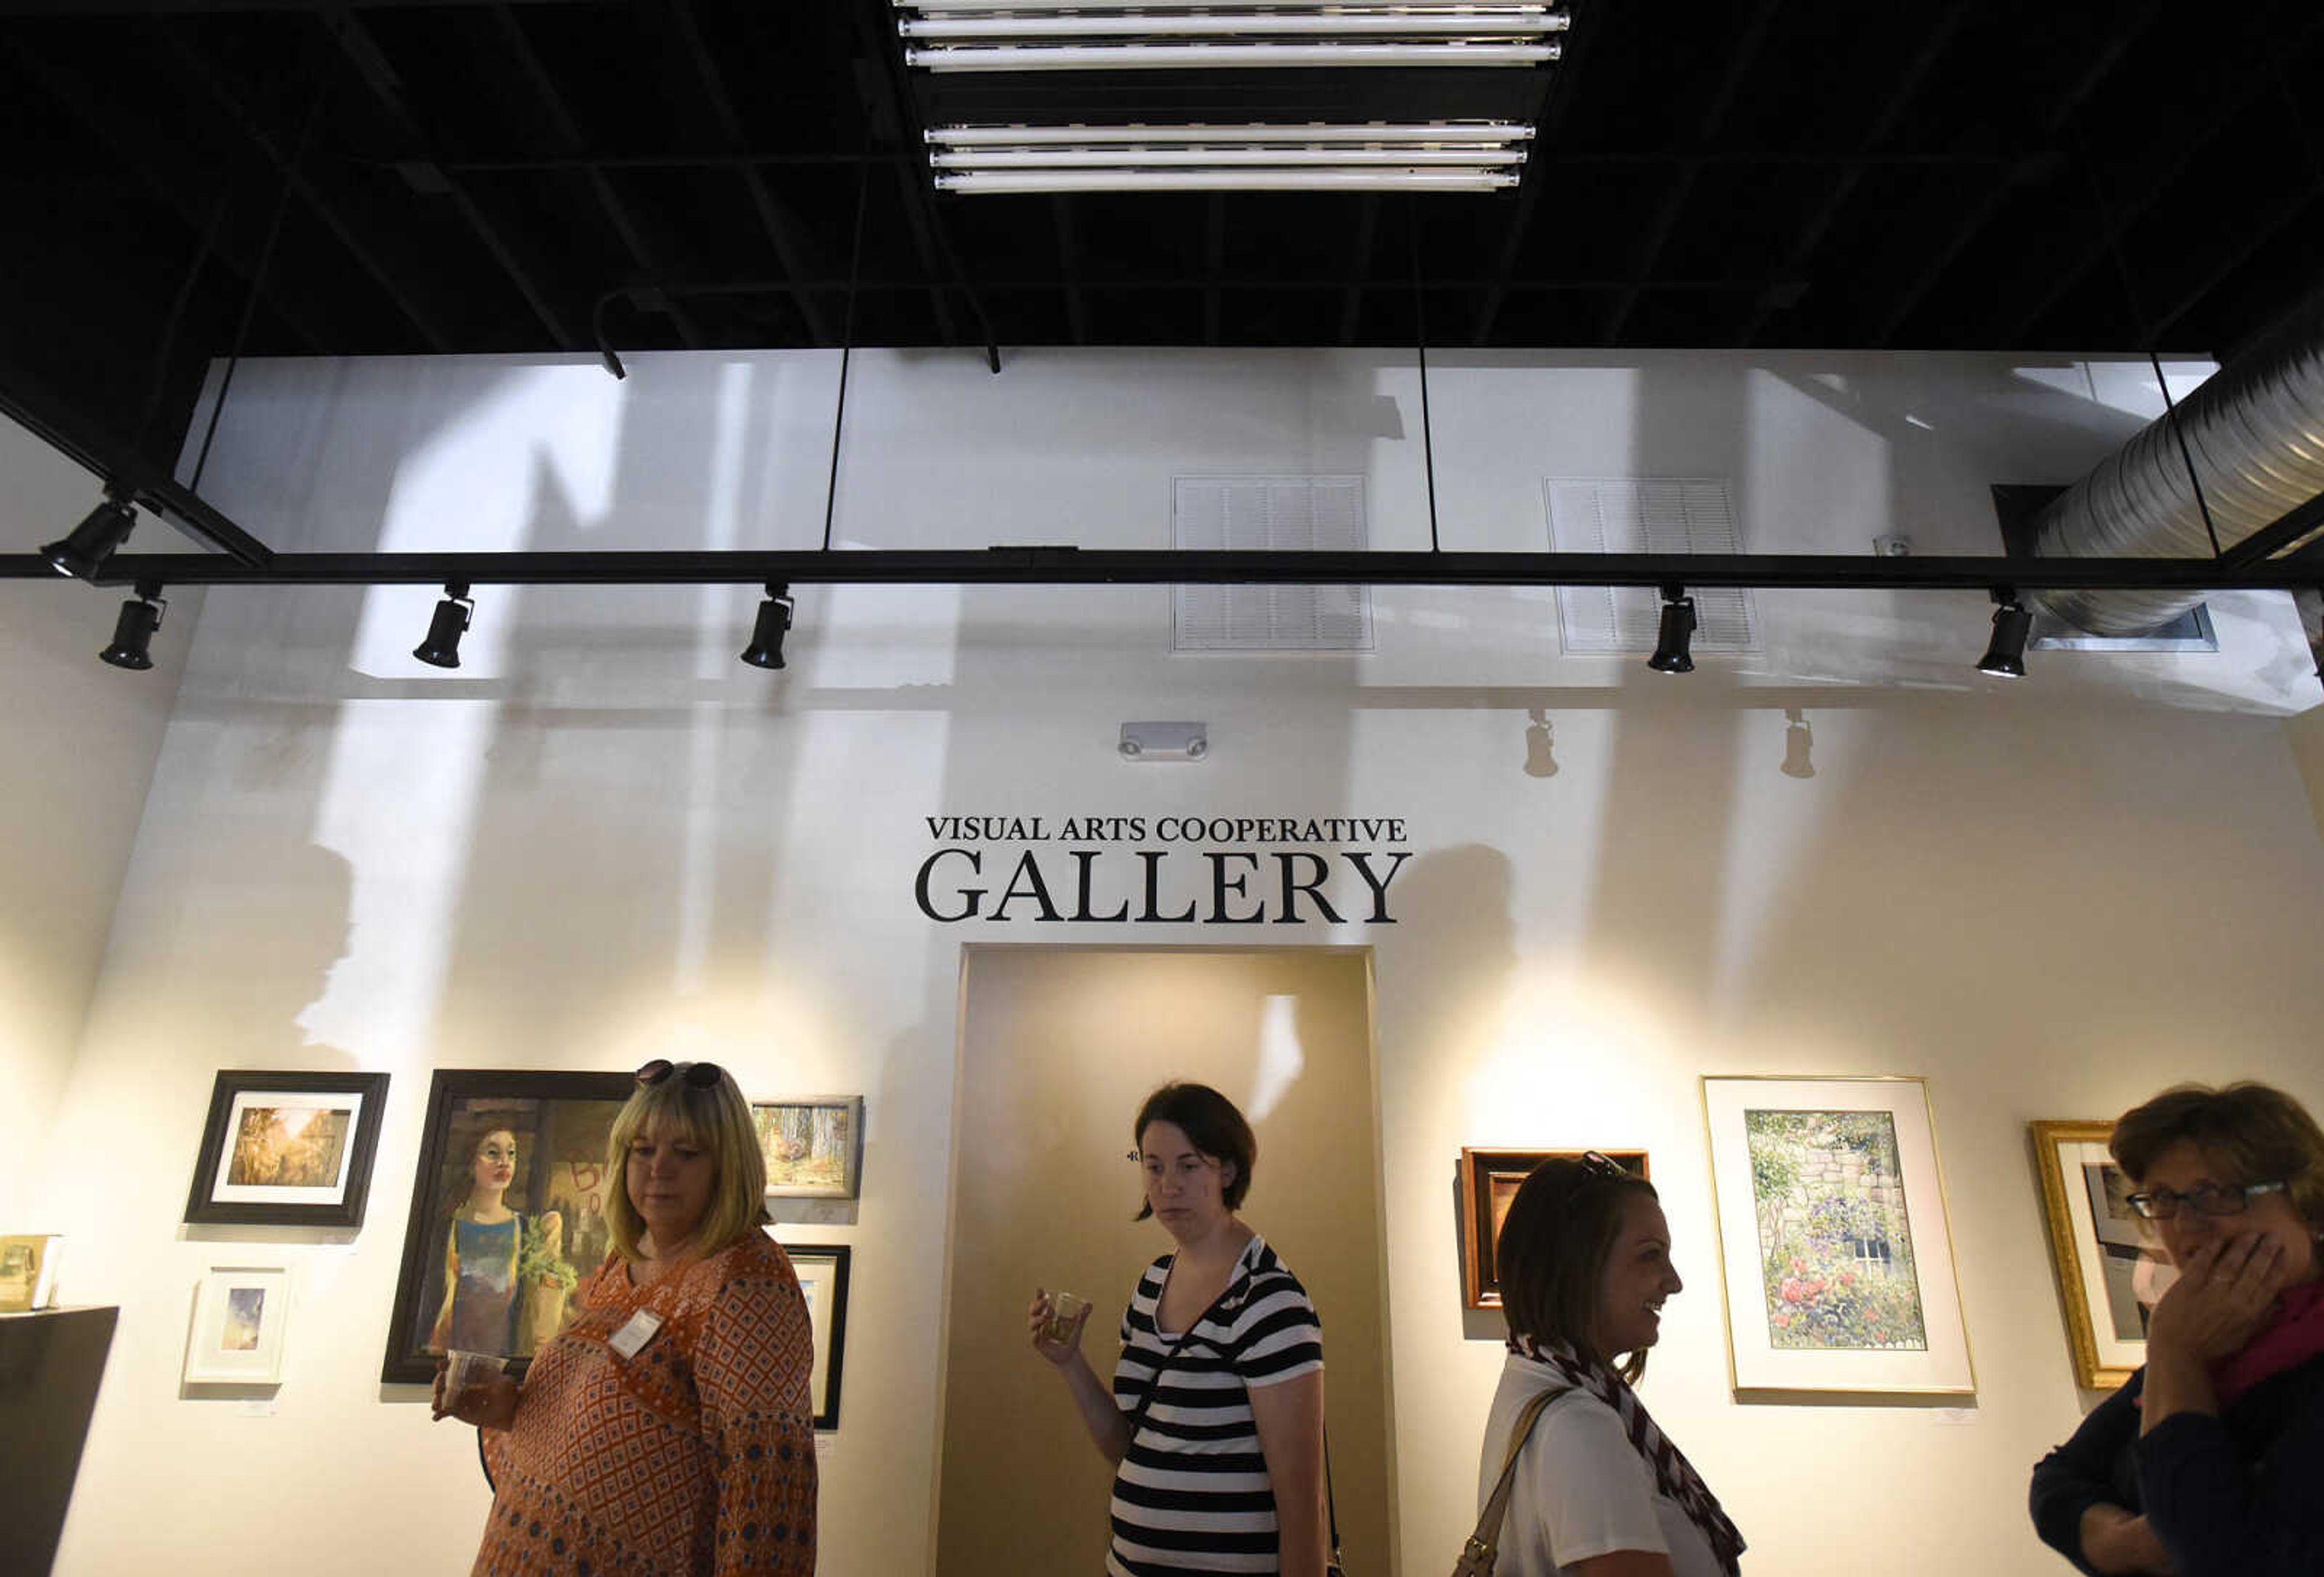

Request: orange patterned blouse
left=474, top=1231, right=818, bottom=1576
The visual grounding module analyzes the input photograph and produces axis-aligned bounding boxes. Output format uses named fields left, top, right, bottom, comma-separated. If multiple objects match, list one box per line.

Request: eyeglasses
left=635, top=1059, right=724, bottom=1090
left=2122, top=1179, right=2288, bottom=1221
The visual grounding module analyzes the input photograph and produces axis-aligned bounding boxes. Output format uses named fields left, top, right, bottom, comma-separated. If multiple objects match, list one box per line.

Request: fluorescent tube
left=900, top=13, right=1566, bottom=38
left=907, top=41, right=1559, bottom=68
left=927, top=122, right=1533, bottom=146
left=934, top=146, right=1523, bottom=168
left=934, top=168, right=1521, bottom=192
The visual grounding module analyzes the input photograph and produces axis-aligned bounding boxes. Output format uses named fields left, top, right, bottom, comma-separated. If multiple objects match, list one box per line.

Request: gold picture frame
left=2030, top=1120, right=2161, bottom=1390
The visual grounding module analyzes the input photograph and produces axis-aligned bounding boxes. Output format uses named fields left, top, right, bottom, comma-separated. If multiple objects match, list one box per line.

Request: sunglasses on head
left=1580, top=1150, right=1632, bottom=1181
left=635, top=1059, right=724, bottom=1090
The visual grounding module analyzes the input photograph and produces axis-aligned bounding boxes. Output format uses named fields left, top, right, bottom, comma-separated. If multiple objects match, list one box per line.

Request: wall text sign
left=914, top=815, right=1411, bottom=925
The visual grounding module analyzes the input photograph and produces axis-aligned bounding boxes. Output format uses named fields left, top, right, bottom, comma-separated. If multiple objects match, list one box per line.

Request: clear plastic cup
left=444, top=1348, right=506, bottom=1408
left=1043, top=1291, right=1089, bottom=1346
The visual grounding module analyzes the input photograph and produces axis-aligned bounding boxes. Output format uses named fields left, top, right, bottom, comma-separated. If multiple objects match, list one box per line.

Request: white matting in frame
left=184, top=1265, right=294, bottom=1386
left=1702, top=1076, right=1974, bottom=1398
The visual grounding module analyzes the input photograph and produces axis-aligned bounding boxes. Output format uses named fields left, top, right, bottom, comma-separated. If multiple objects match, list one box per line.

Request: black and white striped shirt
left=1108, top=1234, right=1325, bottom=1575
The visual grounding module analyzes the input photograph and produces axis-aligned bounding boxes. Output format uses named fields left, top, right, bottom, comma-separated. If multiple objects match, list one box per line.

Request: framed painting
left=1459, top=1148, right=1649, bottom=1308
left=381, top=1069, right=633, bottom=1385
left=183, top=1070, right=390, bottom=1228
left=0, top=1233, right=64, bottom=1313
left=1702, top=1076, right=1974, bottom=1397
left=2032, top=1120, right=2168, bottom=1389
left=753, top=1098, right=865, bottom=1200
left=778, top=1239, right=852, bottom=1430
left=185, top=1265, right=292, bottom=1385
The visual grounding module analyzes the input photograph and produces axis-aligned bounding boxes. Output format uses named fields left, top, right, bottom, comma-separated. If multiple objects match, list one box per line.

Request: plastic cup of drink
left=1044, top=1291, right=1089, bottom=1346
left=445, top=1348, right=506, bottom=1406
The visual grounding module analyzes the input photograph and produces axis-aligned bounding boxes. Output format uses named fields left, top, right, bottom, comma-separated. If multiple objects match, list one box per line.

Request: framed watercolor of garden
left=1702, top=1076, right=1974, bottom=1397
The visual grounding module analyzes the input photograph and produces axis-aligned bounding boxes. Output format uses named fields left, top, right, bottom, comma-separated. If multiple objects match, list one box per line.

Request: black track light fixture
left=1647, top=583, right=1698, bottom=674
left=99, top=582, right=167, bottom=670
left=1978, top=587, right=2033, bottom=679
left=740, top=583, right=795, bottom=670
left=413, top=582, right=474, bottom=669
left=41, top=490, right=138, bottom=580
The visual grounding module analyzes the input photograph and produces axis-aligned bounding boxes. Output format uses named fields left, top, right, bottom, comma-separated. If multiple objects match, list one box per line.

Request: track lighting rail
left=4, top=548, right=2319, bottom=592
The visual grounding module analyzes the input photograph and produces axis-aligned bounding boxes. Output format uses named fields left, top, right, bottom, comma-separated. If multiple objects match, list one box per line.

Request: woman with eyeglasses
left=1026, top=1081, right=1333, bottom=1576
left=433, top=1060, right=819, bottom=1576
left=1472, top=1153, right=1744, bottom=1577
left=2029, top=1081, right=2324, bottom=1576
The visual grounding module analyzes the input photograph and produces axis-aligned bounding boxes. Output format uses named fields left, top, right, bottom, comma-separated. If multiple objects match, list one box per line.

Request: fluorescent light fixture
left=901, top=0, right=1559, bottom=10
left=934, top=168, right=1520, bottom=192
left=934, top=146, right=1523, bottom=168
left=908, top=41, right=1557, bottom=68
left=901, top=12, right=1566, bottom=38
left=927, top=122, right=1533, bottom=146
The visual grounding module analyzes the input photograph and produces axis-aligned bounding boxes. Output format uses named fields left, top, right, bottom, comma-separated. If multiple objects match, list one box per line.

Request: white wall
left=0, top=414, right=197, bottom=1219
left=22, top=347, right=2324, bottom=1576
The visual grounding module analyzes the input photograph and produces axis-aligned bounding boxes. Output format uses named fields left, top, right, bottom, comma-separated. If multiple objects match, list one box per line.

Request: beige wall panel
left=938, top=946, right=1390, bottom=1575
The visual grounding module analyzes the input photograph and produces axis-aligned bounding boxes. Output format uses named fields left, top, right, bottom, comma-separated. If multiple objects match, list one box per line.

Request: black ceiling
left=5, top=0, right=2324, bottom=494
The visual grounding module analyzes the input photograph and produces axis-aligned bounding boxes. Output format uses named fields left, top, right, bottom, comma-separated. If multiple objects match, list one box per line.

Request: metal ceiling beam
left=6, top=548, right=2318, bottom=593
left=1053, top=196, right=1091, bottom=345
left=490, top=2, right=707, bottom=349
left=1597, top=0, right=1784, bottom=347
left=1866, top=0, right=2161, bottom=348
left=1338, top=195, right=1380, bottom=346
left=1732, top=5, right=1968, bottom=347
left=0, top=0, right=583, bottom=10
left=1995, top=10, right=2324, bottom=347
left=663, top=0, right=837, bottom=345
left=316, top=8, right=579, bottom=349
left=161, top=30, right=458, bottom=353
left=8, top=41, right=338, bottom=357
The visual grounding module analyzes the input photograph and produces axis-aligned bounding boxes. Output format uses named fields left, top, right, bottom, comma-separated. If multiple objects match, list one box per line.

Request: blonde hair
left=603, top=1063, right=767, bottom=1262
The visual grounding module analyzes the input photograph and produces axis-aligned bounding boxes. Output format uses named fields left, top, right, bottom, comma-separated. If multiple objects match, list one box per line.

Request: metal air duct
left=2032, top=304, right=2324, bottom=635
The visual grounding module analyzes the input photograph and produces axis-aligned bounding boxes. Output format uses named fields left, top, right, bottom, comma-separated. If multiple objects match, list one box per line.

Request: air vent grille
left=1544, top=477, right=1759, bottom=655
left=1172, top=475, right=1373, bottom=652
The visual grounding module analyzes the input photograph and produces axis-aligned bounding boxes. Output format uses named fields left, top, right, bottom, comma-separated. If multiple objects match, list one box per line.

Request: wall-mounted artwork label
left=913, top=813, right=1411, bottom=925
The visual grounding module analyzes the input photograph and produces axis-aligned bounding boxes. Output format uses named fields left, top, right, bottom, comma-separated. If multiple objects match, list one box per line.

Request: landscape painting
left=754, top=1098, right=866, bottom=1199
left=1704, top=1077, right=1972, bottom=1397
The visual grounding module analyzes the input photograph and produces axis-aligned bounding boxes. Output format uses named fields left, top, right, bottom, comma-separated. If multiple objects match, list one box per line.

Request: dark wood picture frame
left=382, top=1069, right=634, bottom=1385
left=1458, top=1147, right=1650, bottom=1308
left=183, top=1070, right=391, bottom=1229
left=780, top=1241, right=852, bottom=1431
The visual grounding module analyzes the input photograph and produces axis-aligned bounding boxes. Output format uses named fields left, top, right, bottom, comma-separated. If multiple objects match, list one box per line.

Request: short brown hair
left=1132, top=1082, right=1255, bottom=1219
left=2112, top=1081, right=2324, bottom=1230
left=1497, top=1158, right=1661, bottom=1383
left=604, top=1063, right=769, bottom=1262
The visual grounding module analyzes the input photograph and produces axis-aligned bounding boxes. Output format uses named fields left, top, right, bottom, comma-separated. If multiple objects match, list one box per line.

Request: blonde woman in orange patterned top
left=433, top=1060, right=818, bottom=1575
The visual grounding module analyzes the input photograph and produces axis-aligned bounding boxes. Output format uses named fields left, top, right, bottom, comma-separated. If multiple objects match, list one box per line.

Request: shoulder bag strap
left=1452, top=1385, right=1569, bottom=1577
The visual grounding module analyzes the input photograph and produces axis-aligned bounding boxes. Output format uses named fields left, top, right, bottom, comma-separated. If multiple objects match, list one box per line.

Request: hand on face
left=2145, top=1231, right=2292, bottom=1362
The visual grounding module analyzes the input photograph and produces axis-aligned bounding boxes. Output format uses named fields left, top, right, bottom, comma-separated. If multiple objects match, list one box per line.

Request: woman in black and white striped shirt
left=1029, top=1081, right=1330, bottom=1576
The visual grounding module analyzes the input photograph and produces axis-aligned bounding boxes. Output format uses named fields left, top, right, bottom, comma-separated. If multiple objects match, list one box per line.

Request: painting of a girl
left=424, top=1126, right=565, bottom=1358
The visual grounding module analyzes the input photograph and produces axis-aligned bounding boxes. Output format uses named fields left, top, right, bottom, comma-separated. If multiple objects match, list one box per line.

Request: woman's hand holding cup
left=433, top=1349, right=520, bottom=1428
left=1028, top=1288, right=1091, bottom=1367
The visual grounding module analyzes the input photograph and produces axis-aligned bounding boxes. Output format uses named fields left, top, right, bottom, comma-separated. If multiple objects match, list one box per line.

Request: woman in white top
left=1475, top=1152, right=1744, bottom=1577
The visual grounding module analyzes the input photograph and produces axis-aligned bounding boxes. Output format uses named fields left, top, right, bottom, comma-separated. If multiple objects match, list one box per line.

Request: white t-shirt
left=1475, top=1351, right=1732, bottom=1577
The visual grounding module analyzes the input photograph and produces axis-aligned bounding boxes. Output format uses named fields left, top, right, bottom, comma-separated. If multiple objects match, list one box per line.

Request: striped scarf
left=1506, top=1334, right=1745, bottom=1576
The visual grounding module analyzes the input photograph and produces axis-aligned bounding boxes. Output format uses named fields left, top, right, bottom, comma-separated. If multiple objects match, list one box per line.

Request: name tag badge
left=608, top=1309, right=664, bottom=1360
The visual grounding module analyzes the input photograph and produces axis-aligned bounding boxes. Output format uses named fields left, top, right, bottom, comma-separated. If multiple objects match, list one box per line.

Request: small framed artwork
left=1459, top=1149, right=1650, bottom=1308
left=1702, top=1076, right=1974, bottom=1397
left=0, top=1233, right=64, bottom=1313
left=381, top=1069, right=634, bottom=1385
left=185, top=1266, right=292, bottom=1385
left=753, top=1098, right=866, bottom=1200
left=779, top=1240, right=852, bottom=1430
left=184, top=1070, right=391, bottom=1228
left=2031, top=1120, right=2167, bottom=1389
